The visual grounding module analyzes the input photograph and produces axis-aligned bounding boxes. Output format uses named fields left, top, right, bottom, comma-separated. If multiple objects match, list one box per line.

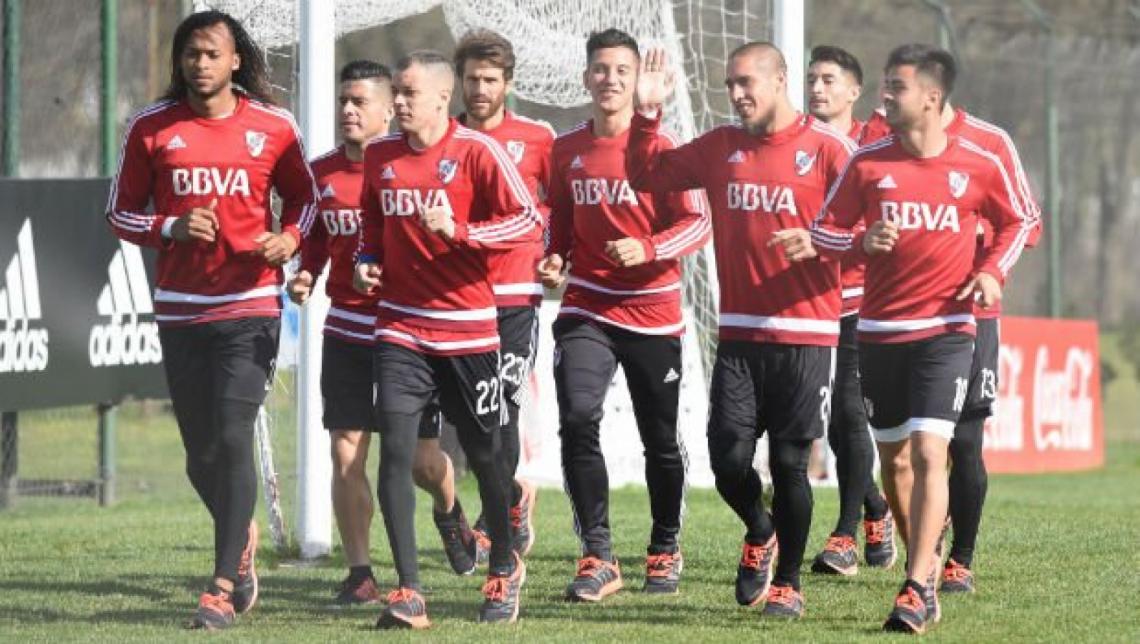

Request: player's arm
left=259, top=129, right=320, bottom=266
left=424, top=143, right=544, bottom=250
left=991, top=131, right=1043, bottom=247
left=353, top=156, right=384, bottom=296
left=608, top=136, right=711, bottom=268
left=771, top=156, right=871, bottom=262
left=288, top=183, right=330, bottom=304
left=959, top=157, right=1034, bottom=307
left=626, top=49, right=707, bottom=195
left=539, top=152, right=573, bottom=288
left=105, top=119, right=175, bottom=248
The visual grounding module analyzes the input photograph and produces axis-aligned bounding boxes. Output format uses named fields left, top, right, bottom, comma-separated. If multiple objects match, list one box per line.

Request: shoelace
left=482, top=576, right=509, bottom=602
left=740, top=542, right=770, bottom=570
left=944, top=561, right=971, bottom=581
left=895, top=588, right=925, bottom=612
left=386, top=588, right=420, bottom=607
left=865, top=517, right=889, bottom=544
left=645, top=553, right=675, bottom=578
left=576, top=556, right=606, bottom=577
left=766, top=585, right=797, bottom=606
left=199, top=592, right=233, bottom=614
left=824, top=535, right=856, bottom=553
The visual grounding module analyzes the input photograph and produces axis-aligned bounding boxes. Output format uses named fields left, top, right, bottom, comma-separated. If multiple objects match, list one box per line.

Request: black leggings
left=374, top=343, right=513, bottom=590
left=710, top=435, right=813, bottom=590
left=554, top=318, right=686, bottom=560
left=948, top=415, right=988, bottom=567
left=160, top=317, right=279, bottom=582
left=828, top=342, right=887, bottom=536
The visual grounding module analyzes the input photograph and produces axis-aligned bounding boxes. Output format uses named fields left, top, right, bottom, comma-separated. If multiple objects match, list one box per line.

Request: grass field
left=2, top=332, right=1139, bottom=641
left=1, top=440, right=1138, bottom=642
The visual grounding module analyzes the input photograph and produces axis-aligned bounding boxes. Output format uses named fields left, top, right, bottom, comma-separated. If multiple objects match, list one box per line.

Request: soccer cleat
left=188, top=589, right=236, bottom=630
left=479, top=552, right=527, bottom=623
left=510, top=479, right=538, bottom=557
left=735, top=535, right=778, bottom=607
left=941, top=558, right=976, bottom=594
left=433, top=505, right=477, bottom=576
left=375, top=588, right=430, bottom=630
left=232, top=520, right=259, bottom=614
left=761, top=584, right=805, bottom=619
left=565, top=556, right=623, bottom=602
left=863, top=509, right=897, bottom=569
left=333, top=574, right=382, bottom=606
left=643, top=550, right=683, bottom=594
left=883, top=582, right=929, bottom=634
left=811, top=534, right=858, bottom=576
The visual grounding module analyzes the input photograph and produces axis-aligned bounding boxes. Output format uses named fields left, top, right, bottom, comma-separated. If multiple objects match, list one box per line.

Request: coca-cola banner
left=0, top=179, right=168, bottom=410
left=984, top=316, right=1103, bottom=473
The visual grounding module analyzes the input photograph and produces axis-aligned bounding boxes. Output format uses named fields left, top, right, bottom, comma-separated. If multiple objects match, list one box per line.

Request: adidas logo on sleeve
left=0, top=219, right=49, bottom=373
left=88, top=242, right=162, bottom=367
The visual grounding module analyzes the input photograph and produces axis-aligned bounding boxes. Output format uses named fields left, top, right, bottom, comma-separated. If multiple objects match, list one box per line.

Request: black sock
left=349, top=565, right=373, bottom=581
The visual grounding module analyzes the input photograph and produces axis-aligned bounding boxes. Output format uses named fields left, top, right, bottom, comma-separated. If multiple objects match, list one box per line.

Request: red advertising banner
left=984, top=316, right=1104, bottom=473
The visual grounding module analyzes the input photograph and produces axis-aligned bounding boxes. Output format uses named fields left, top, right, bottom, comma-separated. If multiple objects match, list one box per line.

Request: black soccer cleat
left=941, top=558, right=976, bottom=594
left=433, top=503, right=477, bottom=576
left=565, top=556, right=623, bottom=602
left=188, top=588, right=235, bottom=631
left=735, top=535, right=778, bottom=607
left=231, top=520, right=259, bottom=614
left=479, top=552, right=527, bottom=623
left=883, top=581, right=930, bottom=635
left=863, top=509, right=897, bottom=569
left=811, top=533, right=858, bottom=576
left=643, top=549, right=683, bottom=594
left=761, top=584, right=805, bottom=619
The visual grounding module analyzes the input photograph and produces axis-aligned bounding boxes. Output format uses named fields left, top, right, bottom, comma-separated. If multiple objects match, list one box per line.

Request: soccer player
left=106, top=11, right=318, bottom=630
left=410, top=29, right=553, bottom=563
left=629, top=43, right=853, bottom=618
left=353, top=50, right=541, bottom=628
left=858, top=69, right=1043, bottom=596
left=805, top=45, right=897, bottom=576
left=773, top=44, right=1033, bottom=633
left=286, top=60, right=394, bottom=605
left=538, top=28, right=710, bottom=602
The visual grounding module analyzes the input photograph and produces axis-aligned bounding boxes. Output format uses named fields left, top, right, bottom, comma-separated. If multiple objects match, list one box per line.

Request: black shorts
left=707, top=341, right=835, bottom=444
left=961, top=317, right=999, bottom=422
left=498, top=306, right=538, bottom=407
left=321, top=336, right=377, bottom=431
left=838, top=313, right=859, bottom=351
left=859, top=333, right=974, bottom=442
left=160, top=316, right=280, bottom=407
left=373, top=342, right=503, bottom=436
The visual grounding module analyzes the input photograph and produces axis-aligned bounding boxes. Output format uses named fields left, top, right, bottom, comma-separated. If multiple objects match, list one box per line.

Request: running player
left=106, top=10, right=318, bottom=630
left=539, top=28, right=710, bottom=602
left=410, top=29, right=553, bottom=563
left=805, top=44, right=896, bottom=576
left=858, top=66, right=1043, bottom=596
left=353, top=50, right=541, bottom=628
left=773, top=43, right=1034, bottom=633
left=629, top=42, right=853, bottom=618
left=286, top=60, right=393, bottom=606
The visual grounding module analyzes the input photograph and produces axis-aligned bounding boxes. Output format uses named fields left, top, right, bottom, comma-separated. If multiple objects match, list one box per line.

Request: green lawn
left=2, top=442, right=1138, bottom=642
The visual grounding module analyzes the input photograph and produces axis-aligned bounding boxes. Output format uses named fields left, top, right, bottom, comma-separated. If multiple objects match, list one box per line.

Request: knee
left=910, top=440, right=947, bottom=474
left=880, top=444, right=912, bottom=475
left=332, top=439, right=368, bottom=482
left=709, top=437, right=754, bottom=484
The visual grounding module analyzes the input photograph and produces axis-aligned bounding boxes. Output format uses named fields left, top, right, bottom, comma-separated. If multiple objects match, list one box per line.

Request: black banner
left=0, top=179, right=168, bottom=410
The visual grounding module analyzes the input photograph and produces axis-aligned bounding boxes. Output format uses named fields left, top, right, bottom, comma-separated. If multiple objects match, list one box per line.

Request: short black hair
left=339, top=59, right=392, bottom=84
left=586, top=28, right=639, bottom=63
left=396, top=50, right=454, bottom=74
left=885, top=43, right=956, bottom=105
left=810, top=45, right=863, bottom=85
